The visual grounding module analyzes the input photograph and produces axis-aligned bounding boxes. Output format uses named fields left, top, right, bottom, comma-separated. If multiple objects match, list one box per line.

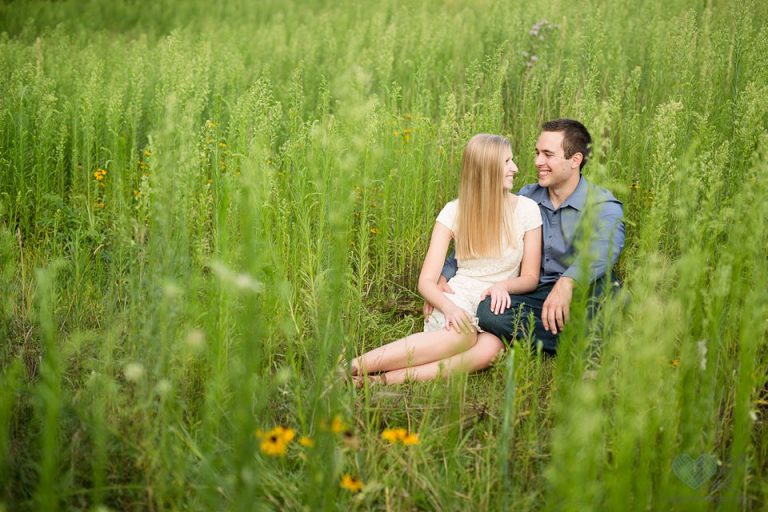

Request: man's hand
left=423, top=275, right=454, bottom=318
left=542, top=277, right=574, bottom=335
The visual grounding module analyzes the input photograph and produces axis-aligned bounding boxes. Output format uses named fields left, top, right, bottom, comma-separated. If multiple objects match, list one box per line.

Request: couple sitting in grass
left=350, top=119, right=625, bottom=386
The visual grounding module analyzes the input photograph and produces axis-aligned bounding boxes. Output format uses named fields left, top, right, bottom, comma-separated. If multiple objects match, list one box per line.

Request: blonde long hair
left=454, top=134, right=516, bottom=259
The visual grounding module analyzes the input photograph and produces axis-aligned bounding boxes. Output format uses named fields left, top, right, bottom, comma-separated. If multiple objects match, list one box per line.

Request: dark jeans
left=476, top=276, right=617, bottom=355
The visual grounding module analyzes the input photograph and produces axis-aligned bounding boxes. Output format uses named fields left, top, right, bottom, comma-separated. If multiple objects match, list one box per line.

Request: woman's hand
left=480, top=283, right=511, bottom=315
left=423, top=276, right=455, bottom=318
left=442, top=302, right=474, bottom=334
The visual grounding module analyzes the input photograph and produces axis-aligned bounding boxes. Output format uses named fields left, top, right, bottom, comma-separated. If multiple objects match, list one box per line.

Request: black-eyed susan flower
left=256, top=426, right=296, bottom=457
left=342, top=430, right=359, bottom=449
left=381, top=428, right=405, bottom=444
left=340, top=474, right=364, bottom=493
left=299, top=436, right=315, bottom=448
left=330, top=415, right=347, bottom=434
left=381, top=427, right=419, bottom=446
left=401, top=433, right=420, bottom=446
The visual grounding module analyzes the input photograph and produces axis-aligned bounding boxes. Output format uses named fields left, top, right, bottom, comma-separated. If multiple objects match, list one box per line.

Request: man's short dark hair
left=541, top=119, right=592, bottom=170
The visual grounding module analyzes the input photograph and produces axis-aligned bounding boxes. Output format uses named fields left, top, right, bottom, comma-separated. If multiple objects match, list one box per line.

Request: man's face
left=534, top=131, right=579, bottom=189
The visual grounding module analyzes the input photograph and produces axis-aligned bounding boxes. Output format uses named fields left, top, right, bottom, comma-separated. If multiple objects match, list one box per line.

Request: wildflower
left=331, top=415, right=347, bottom=434
left=630, top=180, right=640, bottom=190
left=299, top=436, right=315, bottom=448
left=143, top=149, right=152, bottom=158
left=123, top=363, right=145, bottom=382
left=342, top=430, right=360, bottom=448
left=205, top=119, right=217, bottom=129
left=95, top=201, right=106, bottom=209
left=133, top=189, right=141, bottom=198
left=401, top=128, right=413, bottom=144
left=218, top=141, right=227, bottom=149
left=340, top=474, right=364, bottom=493
left=670, top=359, right=680, bottom=368
left=93, top=168, right=107, bottom=181
left=401, top=433, right=420, bottom=446
left=256, top=426, right=296, bottom=457
left=370, top=226, right=379, bottom=235
left=185, top=328, right=206, bottom=350
left=381, top=428, right=406, bottom=443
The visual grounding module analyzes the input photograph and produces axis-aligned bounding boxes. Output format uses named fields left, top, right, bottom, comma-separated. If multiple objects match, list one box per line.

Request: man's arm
left=561, top=201, right=625, bottom=283
left=543, top=201, right=624, bottom=335
left=441, top=250, right=458, bottom=281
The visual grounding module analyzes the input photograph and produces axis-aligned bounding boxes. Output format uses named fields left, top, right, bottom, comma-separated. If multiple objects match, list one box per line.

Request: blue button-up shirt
left=441, top=176, right=624, bottom=285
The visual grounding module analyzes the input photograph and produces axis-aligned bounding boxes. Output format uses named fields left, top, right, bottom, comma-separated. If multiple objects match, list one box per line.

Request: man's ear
left=570, top=152, right=583, bottom=170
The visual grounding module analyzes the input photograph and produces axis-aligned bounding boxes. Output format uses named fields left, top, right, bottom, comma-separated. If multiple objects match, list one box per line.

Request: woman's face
left=502, top=146, right=518, bottom=191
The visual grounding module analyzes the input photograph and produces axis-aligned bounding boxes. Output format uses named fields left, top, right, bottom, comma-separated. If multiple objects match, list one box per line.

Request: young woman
left=351, top=134, right=543, bottom=384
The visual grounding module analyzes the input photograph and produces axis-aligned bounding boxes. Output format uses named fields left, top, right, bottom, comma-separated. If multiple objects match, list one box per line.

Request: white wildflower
left=697, top=340, right=707, bottom=371
left=124, top=363, right=145, bottom=382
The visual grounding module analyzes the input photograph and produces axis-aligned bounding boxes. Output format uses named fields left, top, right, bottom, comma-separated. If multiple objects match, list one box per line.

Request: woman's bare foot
left=353, top=373, right=387, bottom=388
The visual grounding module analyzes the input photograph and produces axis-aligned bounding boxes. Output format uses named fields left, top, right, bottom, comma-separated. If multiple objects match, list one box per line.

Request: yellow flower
left=330, top=415, right=347, bottom=434
left=143, top=149, right=152, bottom=158
left=670, top=359, right=680, bottom=368
left=256, top=426, right=296, bottom=457
left=299, top=436, right=314, bottom=448
left=95, top=201, right=105, bottom=209
left=381, top=428, right=401, bottom=443
left=381, top=427, right=419, bottom=445
left=218, top=141, right=228, bottom=149
left=401, top=433, right=420, bottom=446
left=369, top=226, right=379, bottom=235
left=340, top=474, right=364, bottom=493
left=93, top=168, right=107, bottom=181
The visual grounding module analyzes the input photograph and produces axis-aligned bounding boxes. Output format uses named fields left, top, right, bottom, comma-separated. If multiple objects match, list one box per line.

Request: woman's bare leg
left=381, top=333, right=504, bottom=383
left=351, top=329, right=477, bottom=375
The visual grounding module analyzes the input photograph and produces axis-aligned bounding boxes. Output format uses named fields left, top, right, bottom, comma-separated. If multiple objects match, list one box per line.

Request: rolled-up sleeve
left=562, top=201, right=624, bottom=283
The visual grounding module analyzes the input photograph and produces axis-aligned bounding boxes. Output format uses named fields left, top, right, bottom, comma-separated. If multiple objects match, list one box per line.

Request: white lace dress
left=424, top=196, right=543, bottom=332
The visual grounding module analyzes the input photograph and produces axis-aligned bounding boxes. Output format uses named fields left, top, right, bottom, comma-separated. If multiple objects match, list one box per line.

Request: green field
left=1, top=0, right=767, bottom=510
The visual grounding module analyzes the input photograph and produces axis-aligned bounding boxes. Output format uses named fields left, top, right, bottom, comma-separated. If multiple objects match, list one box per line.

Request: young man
left=434, top=119, right=625, bottom=354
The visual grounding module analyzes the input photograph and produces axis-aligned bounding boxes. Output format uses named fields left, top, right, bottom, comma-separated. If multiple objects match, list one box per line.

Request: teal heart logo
left=672, top=454, right=718, bottom=489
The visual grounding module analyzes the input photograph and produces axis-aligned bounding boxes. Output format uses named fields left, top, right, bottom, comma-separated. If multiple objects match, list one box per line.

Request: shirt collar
left=560, top=176, right=588, bottom=211
left=527, top=175, right=588, bottom=211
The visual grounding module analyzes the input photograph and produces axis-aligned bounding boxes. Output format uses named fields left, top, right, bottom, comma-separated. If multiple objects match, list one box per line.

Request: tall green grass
left=1, top=0, right=767, bottom=509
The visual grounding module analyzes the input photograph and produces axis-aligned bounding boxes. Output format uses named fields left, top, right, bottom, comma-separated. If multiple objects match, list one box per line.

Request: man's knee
left=477, top=296, right=518, bottom=341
